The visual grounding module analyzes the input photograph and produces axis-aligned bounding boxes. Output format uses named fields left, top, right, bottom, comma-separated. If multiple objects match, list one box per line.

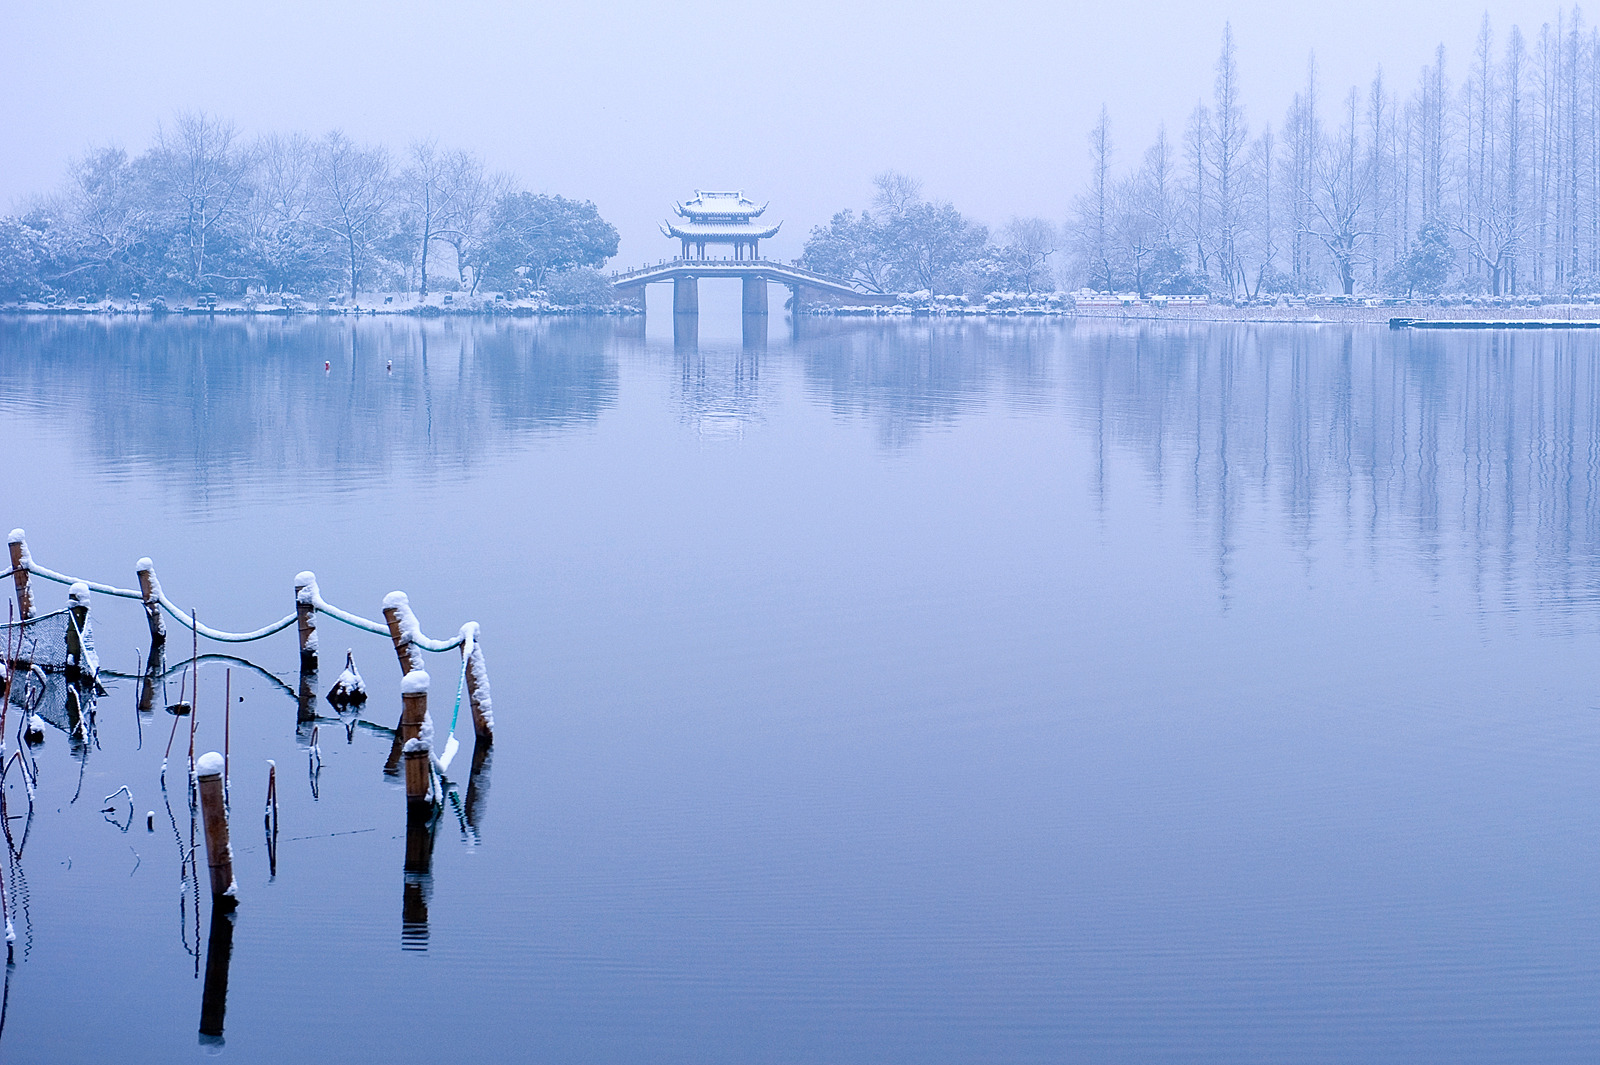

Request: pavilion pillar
left=742, top=276, right=768, bottom=316
left=673, top=275, right=699, bottom=315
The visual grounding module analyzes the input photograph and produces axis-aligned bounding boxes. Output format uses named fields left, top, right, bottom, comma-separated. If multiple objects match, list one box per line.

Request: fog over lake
left=2, top=315, right=1600, bottom=1061
left=8, top=1, right=1600, bottom=1060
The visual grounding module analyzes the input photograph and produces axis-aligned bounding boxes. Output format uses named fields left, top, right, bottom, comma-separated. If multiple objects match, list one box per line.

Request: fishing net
left=0, top=609, right=78, bottom=672
left=2, top=609, right=98, bottom=738
left=5, top=663, right=94, bottom=738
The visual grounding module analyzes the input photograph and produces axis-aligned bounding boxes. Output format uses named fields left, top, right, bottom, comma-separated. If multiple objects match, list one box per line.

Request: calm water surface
left=1, top=309, right=1599, bottom=1062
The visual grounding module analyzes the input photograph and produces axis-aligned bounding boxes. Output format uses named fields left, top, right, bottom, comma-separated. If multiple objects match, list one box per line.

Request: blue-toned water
left=1, top=310, right=1598, bottom=1062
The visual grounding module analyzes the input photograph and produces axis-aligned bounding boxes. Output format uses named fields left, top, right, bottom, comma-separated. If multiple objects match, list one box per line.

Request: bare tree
left=1079, top=107, right=1115, bottom=289
left=247, top=132, right=323, bottom=292
left=401, top=140, right=458, bottom=299
left=1207, top=24, right=1251, bottom=297
left=432, top=154, right=512, bottom=295
left=154, top=111, right=253, bottom=292
left=312, top=131, right=392, bottom=300
left=1002, top=217, right=1059, bottom=290
left=1312, top=89, right=1373, bottom=294
left=872, top=170, right=924, bottom=215
left=1184, top=101, right=1212, bottom=280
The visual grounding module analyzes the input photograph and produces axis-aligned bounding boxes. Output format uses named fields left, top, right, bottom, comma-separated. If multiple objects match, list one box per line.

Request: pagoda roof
left=662, top=219, right=782, bottom=241
left=675, top=191, right=768, bottom=220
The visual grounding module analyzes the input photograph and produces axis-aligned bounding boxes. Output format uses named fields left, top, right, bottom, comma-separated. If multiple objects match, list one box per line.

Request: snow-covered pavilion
left=661, top=191, right=781, bottom=260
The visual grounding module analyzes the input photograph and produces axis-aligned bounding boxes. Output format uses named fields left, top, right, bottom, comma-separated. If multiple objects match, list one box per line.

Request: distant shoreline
left=0, top=303, right=637, bottom=319
left=9, top=303, right=1600, bottom=327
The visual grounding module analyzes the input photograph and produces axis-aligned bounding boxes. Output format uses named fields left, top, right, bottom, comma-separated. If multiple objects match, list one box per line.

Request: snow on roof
left=676, top=191, right=767, bottom=219
left=662, top=219, right=782, bottom=240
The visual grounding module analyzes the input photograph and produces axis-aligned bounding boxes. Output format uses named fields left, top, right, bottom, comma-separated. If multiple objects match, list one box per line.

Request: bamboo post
left=135, top=557, right=166, bottom=650
left=65, top=581, right=90, bottom=675
left=459, top=622, right=495, bottom=744
left=195, top=753, right=236, bottom=901
left=382, top=591, right=421, bottom=675
left=294, top=572, right=318, bottom=672
left=7, top=530, right=32, bottom=621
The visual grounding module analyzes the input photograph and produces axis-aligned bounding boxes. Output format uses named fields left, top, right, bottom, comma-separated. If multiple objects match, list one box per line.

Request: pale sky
left=0, top=0, right=1578, bottom=263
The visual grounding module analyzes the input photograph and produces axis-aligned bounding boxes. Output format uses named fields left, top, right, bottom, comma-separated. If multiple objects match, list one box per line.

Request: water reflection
left=9, top=315, right=1600, bottom=623
left=0, top=316, right=618, bottom=495
left=197, top=907, right=234, bottom=1047
left=402, top=811, right=436, bottom=952
left=1065, top=322, right=1600, bottom=622
left=798, top=318, right=1057, bottom=448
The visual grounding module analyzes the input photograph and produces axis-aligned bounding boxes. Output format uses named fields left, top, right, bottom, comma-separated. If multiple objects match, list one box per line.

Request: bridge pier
left=742, top=276, right=768, bottom=317
left=673, top=312, right=697, bottom=351
left=673, top=275, right=698, bottom=315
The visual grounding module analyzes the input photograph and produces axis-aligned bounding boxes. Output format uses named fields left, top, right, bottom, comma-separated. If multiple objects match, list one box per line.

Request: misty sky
left=0, top=0, right=1577, bottom=263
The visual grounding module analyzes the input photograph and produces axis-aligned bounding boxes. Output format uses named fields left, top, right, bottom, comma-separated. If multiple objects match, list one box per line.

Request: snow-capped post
left=7, top=530, right=33, bottom=621
left=294, top=571, right=318, bottom=673
left=195, top=752, right=237, bottom=902
left=399, top=668, right=429, bottom=745
left=64, top=582, right=91, bottom=675
left=386, top=668, right=430, bottom=774
left=403, top=737, right=432, bottom=811
left=135, top=557, right=166, bottom=650
left=459, top=622, right=494, bottom=744
left=382, top=591, right=421, bottom=675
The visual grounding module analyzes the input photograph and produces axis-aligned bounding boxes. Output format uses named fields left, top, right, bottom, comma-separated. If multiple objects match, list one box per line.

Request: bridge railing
left=609, top=257, right=885, bottom=294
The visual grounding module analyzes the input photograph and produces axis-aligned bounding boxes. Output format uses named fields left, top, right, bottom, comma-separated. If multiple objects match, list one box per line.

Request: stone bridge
left=611, top=258, right=899, bottom=315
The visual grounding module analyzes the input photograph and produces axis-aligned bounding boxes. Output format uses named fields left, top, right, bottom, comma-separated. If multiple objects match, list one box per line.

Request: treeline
left=1068, top=7, right=1600, bottom=299
left=0, top=112, right=619, bottom=303
left=799, top=173, right=1058, bottom=296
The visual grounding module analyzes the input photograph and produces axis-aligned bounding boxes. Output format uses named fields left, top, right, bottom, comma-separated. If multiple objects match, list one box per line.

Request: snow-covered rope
left=306, top=591, right=389, bottom=637
left=23, top=560, right=142, bottom=600
left=15, top=543, right=466, bottom=652
left=151, top=588, right=297, bottom=643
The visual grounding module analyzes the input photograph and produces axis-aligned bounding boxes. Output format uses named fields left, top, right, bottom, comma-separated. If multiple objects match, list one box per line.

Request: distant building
left=661, top=191, right=781, bottom=261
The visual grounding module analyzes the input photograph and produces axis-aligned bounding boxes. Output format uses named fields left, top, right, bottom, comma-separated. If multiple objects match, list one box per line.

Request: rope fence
left=6, top=527, right=494, bottom=746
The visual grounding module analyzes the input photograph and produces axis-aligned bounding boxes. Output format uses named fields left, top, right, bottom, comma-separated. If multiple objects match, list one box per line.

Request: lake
left=1, top=308, right=1599, bottom=1063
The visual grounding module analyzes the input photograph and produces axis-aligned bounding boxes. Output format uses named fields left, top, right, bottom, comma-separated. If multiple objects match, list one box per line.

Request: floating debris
left=22, top=715, right=43, bottom=745
left=325, top=651, right=366, bottom=707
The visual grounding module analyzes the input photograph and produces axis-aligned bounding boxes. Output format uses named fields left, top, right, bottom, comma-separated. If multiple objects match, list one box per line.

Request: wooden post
left=399, top=669, right=429, bottom=744
left=135, top=557, right=166, bottom=650
left=385, top=668, right=430, bottom=773
left=294, top=571, right=318, bottom=672
left=382, top=591, right=421, bottom=675
left=459, top=622, right=495, bottom=743
left=65, top=582, right=90, bottom=675
left=7, top=529, right=33, bottom=621
left=403, top=737, right=432, bottom=809
left=195, top=752, right=236, bottom=901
